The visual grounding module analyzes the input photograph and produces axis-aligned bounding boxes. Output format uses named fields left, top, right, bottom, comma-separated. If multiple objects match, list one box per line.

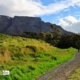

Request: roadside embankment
left=37, top=52, right=80, bottom=80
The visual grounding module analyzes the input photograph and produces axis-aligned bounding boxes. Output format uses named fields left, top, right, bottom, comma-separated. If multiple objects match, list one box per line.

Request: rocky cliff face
left=0, top=15, right=11, bottom=33
left=0, top=15, right=71, bottom=35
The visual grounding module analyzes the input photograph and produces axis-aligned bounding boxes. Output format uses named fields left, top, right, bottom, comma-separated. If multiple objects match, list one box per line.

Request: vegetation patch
left=0, top=34, right=77, bottom=80
left=68, top=67, right=80, bottom=80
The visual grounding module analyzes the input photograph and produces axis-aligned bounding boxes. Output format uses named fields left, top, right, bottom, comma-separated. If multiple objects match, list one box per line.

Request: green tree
left=75, top=34, right=80, bottom=52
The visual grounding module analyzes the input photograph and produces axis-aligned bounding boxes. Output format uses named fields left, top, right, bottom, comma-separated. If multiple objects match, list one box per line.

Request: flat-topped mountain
left=0, top=15, right=72, bottom=35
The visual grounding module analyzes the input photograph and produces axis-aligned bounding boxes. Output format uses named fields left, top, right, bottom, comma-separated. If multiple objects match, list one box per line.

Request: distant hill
left=0, top=15, right=72, bottom=36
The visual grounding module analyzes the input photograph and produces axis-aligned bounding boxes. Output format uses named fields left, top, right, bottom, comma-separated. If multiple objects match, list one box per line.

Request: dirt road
left=37, top=52, right=80, bottom=80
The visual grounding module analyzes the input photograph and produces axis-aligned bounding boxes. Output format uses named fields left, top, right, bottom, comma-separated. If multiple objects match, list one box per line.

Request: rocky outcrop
left=0, top=15, right=72, bottom=35
left=0, top=15, right=11, bottom=33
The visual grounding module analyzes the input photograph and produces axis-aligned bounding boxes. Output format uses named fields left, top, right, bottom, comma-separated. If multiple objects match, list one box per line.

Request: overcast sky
left=0, top=0, right=80, bottom=33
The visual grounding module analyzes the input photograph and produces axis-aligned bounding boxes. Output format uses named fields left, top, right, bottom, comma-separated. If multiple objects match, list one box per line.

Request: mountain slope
left=0, top=15, right=72, bottom=35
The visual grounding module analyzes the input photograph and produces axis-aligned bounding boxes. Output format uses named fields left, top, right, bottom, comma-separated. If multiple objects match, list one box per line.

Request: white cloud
left=58, top=16, right=80, bottom=33
left=0, top=0, right=80, bottom=16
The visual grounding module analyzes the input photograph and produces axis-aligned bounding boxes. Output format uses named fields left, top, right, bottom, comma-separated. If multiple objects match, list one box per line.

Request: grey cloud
left=59, top=16, right=80, bottom=33
left=0, top=5, right=10, bottom=15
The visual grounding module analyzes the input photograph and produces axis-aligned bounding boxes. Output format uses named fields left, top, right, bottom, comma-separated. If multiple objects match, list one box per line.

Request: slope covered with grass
left=0, top=34, right=77, bottom=80
left=68, top=67, right=80, bottom=80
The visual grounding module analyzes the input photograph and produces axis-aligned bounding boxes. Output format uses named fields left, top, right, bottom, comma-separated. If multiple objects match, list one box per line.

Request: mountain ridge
left=0, top=15, right=72, bottom=35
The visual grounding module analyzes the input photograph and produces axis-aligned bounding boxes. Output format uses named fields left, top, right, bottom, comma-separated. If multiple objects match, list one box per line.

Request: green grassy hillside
left=68, top=67, right=80, bottom=80
left=0, top=34, right=77, bottom=80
